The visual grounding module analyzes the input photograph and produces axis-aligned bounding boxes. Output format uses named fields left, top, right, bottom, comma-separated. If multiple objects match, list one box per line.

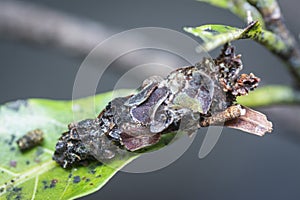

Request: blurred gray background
left=0, top=0, right=300, bottom=200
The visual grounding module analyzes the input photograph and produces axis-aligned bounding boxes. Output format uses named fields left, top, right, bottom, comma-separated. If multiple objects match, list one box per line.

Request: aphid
left=16, top=129, right=44, bottom=151
left=53, top=44, right=273, bottom=168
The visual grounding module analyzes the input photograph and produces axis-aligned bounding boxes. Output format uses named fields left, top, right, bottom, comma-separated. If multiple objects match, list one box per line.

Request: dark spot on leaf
left=50, top=179, right=58, bottom=188
left=6, top=99, right=28, bottom=111
left=0, top=188, right=4, bottom=193
left=87, top=165, right=97, bottom=174
left=204, top=28, right=219, bottom=35
left=85, top=178, right=90, bottom=182
left=10, top=147, right=16, bottom=151
left=82, top=176, right=86, bottom=180
left=10, top=179, right=15, bottom=183
left=26, top=160, right=30, bottom=165
left=1, top=171, right=4, bottom=173
left=12, top=187, right=22, bottom=192
left=10, top=160, right=17, bottom=168
left=42, top=180, right=48, bottom=189
left=7, top=186, right=22, bottom=200
left=68, top=173, right=72, bottom=178
left=73, top=176, right=81, bottom=184
left=96, top=175, right=101, bottom=178
left=89, top=183, right=94, bottom=186
left=7, top=135, right=16, bottom=146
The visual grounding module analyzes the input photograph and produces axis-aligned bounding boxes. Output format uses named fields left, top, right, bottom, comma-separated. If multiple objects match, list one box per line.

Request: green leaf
left=0, top=89, right=177, bottom=199
left=184, top=21, right=258, bottom=51
left=197, top=0, right=265, bottom=26
left=184, top=21, right=287, bottom=54
left=0, top=89, right=140, bottom=200
left=237, top=85, right=300, bottom=107
left=184, top=24, right=243, bottom=51
left=0, top=84, right=289, bottom=199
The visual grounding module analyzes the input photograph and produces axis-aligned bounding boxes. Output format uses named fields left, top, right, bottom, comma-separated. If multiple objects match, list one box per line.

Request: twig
left=0, top=0, right=184, bottom=78
left=243, top=21, right=289, bottom=55
left=0, top=0, right=114, bottom=57
left=185, top=20, right=299, bottom=83
left=246, top=0, right=300, bottom=86
left=247, top=0, right=293, bottom=41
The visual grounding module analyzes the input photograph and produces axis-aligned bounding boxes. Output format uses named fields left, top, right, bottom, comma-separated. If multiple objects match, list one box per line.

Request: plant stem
left=246, top=0, right=300, bottom=85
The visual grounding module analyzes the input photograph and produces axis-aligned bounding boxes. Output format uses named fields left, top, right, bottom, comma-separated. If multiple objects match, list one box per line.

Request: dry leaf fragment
left=225, top=106, right=273, bottom=136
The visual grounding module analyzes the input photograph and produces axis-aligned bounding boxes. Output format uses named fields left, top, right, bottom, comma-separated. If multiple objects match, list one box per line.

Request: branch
left=0, top=0, right=114, bottom=57
left=185, top=20, right=300, bottom=84
left=247, top=0, right=294, bottom=41
left=0, top=0, right=173, bottom=71
left=246, top=0, right=300, bottom=86
left=0, top=0, right=183, bottom=77
left=196, top=0, right=300, bottom=85
left=237, top=85, right=300, bottom=107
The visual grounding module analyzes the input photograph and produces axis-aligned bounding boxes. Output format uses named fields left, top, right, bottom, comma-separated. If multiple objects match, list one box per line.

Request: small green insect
left=16, top=129, right=44, bottom=151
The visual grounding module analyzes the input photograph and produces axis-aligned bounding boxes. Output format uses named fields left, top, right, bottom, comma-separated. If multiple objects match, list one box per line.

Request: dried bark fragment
left=214, top=43, right=260, bottom=98
left=209, top=43, right=272, bottom=136
left=16, top=129, right=44, bottom=151
left=199, top=105, right=243, bottom=127
left=232, top=73, right=260, bottom=96
left=53, top=43, right=273, bottom=168
left=225, top=106, right=273, bottom=136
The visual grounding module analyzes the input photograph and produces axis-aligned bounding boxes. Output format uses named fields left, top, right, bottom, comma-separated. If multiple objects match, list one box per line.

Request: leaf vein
left=59, top=176, right=71, bottom=200
left=31, top=175, right=39, bottom=200
left=0, top=160, right=57, bottom=194
left=0, top=167, right=18, bottom=176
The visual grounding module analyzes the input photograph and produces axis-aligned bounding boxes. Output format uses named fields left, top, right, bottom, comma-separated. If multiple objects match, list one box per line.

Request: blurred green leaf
left=237, top=85, right=300, bottom=107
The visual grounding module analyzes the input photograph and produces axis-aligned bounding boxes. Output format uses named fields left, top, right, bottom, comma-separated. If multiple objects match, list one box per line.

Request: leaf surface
left=0, top=90, right=139, bottom=200
left=184, top=21, right=277, bottom=52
